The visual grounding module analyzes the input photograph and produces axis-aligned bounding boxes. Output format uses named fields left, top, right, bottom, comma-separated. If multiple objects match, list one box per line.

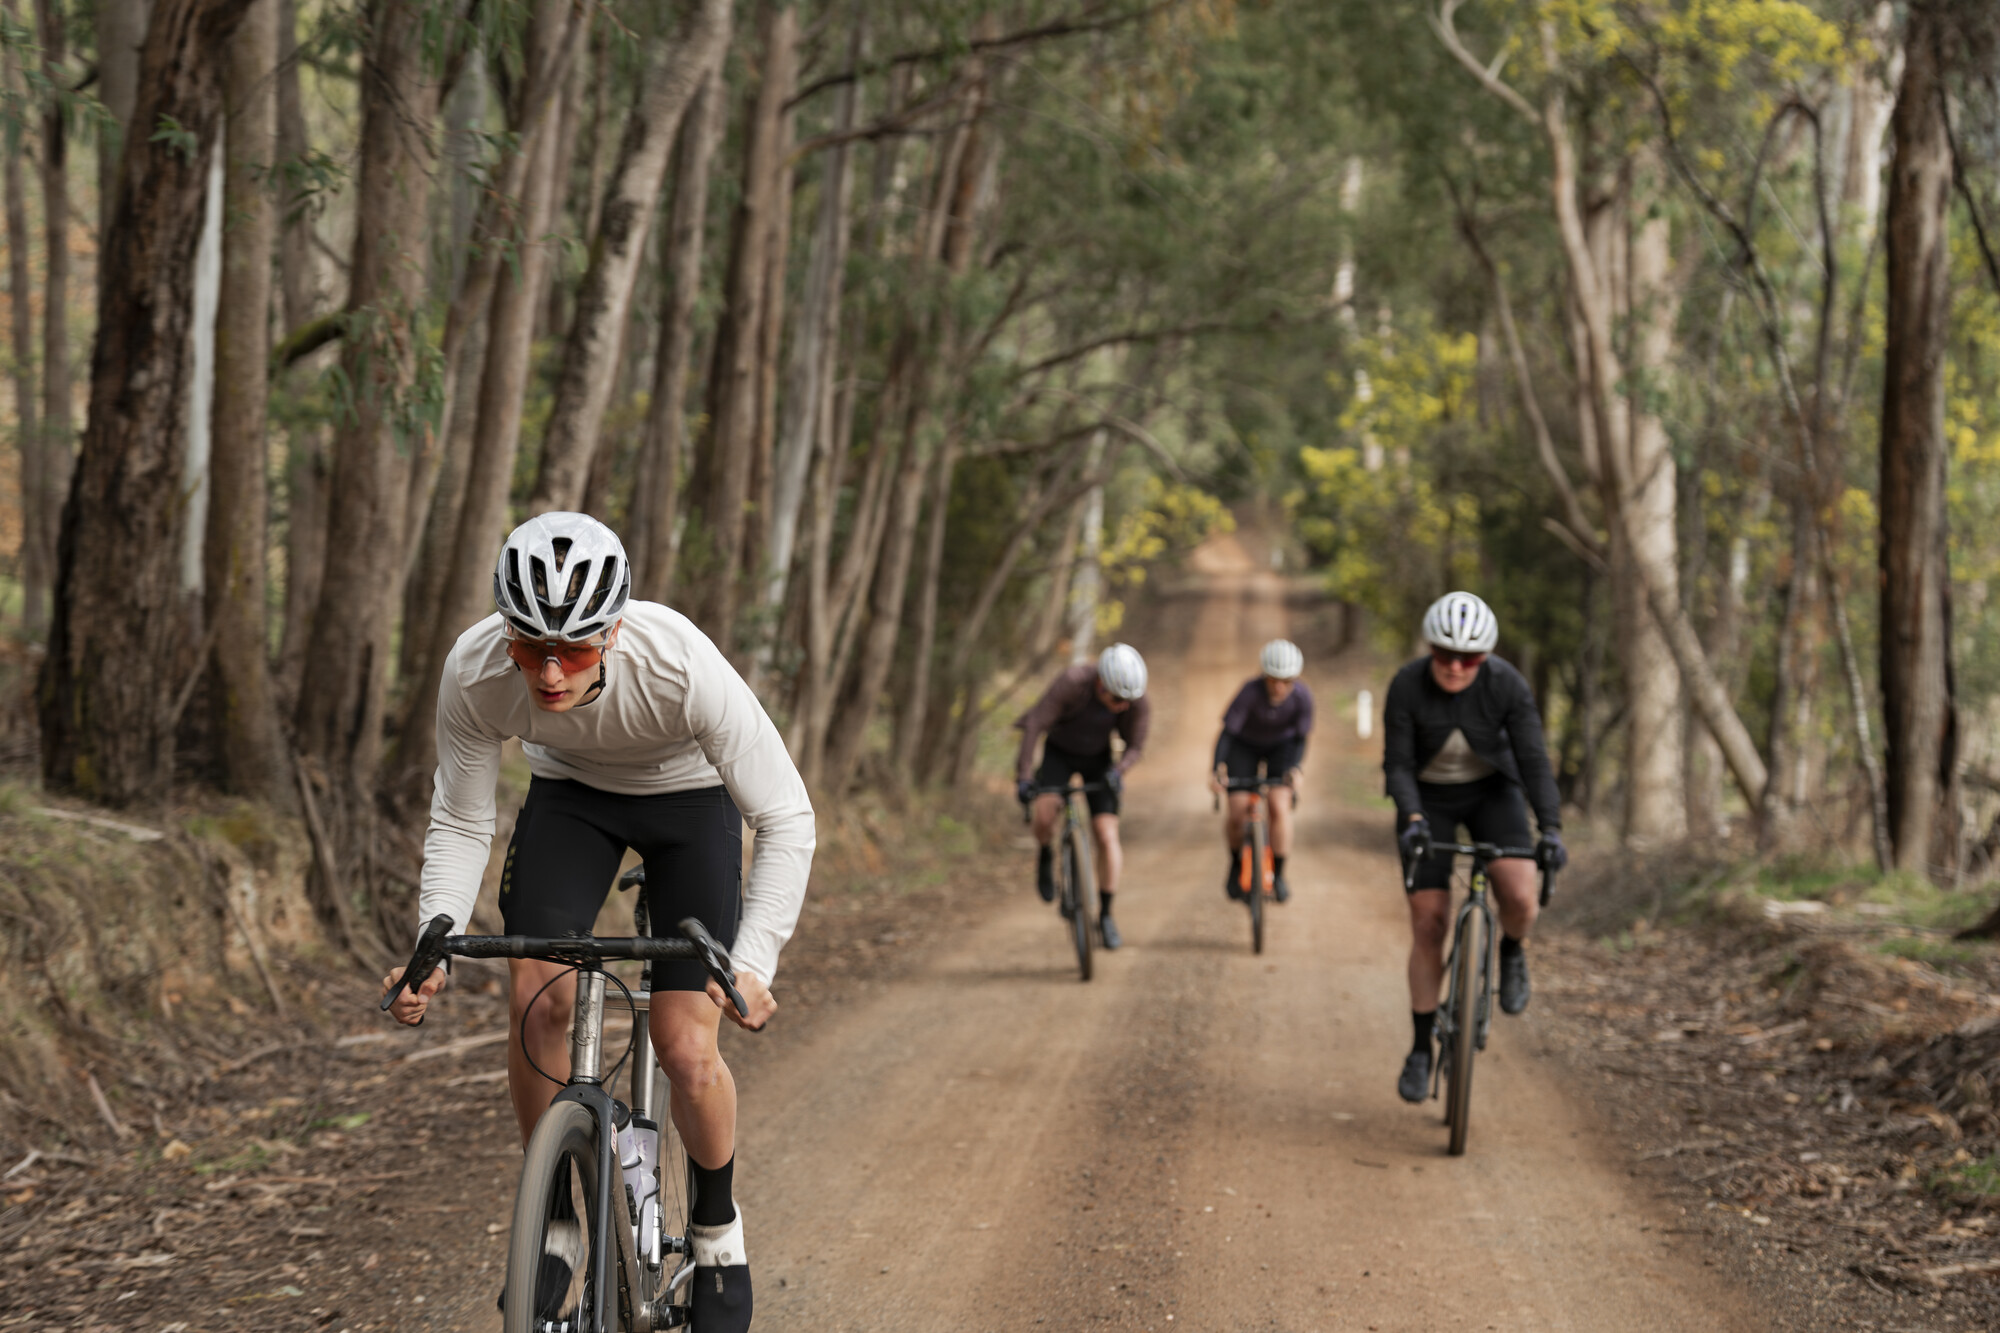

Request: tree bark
left=632, top=65, right=726, bottom=600
left=529, top=0, right=732, bottom=514
left=37, top=0, right=74, bottom=623
left=204, top=0, right=289, bottom=799
left=292, top=0, right=440, bottom=942
left=390, top=0, right=570, bottom=796
left=1878, top=4, right=1958, bottom=876
left=690, top=2, right=796, bottom=653
left=3, top=9, right=41, bottom=634
left=97, top=0, right=151, bottom=236
left=37, top=0, right=257, bottom=804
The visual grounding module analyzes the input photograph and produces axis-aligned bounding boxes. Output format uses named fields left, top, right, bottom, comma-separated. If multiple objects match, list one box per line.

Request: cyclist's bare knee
left=652, top=993, right=726, bottom=1091
left=510, top=960, right=575, bottom=1038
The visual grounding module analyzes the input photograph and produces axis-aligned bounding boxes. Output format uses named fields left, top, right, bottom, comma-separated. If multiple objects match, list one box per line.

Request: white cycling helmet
left=1260, top=638, right=1304, bottom=680
left=1097, top=643, right=1148, bottom=701
left=494, top=512, right=632, bottom=641
left=1422, top=591, right=1498, bottom=653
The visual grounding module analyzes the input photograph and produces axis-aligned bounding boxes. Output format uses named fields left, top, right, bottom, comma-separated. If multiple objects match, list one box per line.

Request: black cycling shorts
left=500, top=776, right=742, bottom=991
left=1401, top=773, right=1533, bottom=893
left=1220, top=734, right=1304, bottom=783
left=1034, top=743, right=1120, bottom=817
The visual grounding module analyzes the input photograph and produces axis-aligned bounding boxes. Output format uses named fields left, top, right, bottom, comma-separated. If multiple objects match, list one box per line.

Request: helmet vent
left=551, top=537, right=573, bottom=571
left=580, top=558, right=618, bottom=621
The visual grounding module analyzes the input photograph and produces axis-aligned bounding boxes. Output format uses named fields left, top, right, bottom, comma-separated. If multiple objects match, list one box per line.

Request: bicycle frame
left=1433, top=868, right=1497, bottom=1097
left=384, top=915, right=744, bottom=1331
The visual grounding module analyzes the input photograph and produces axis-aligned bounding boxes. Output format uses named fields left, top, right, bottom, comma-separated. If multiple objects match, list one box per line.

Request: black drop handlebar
left=380, top=912, right=750, bottom=1025
left=1211, top=772, right=1297, bottom=812
left=1020, top=780, right=1112, bottom=822
left=1402, top=836, right=1557, bottom=906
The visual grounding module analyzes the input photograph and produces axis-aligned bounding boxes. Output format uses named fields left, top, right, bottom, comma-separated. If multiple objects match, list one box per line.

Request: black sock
left=1098, top=890, right=1113, bottom=917
left=1500, top=934, right=1525, bottom=959
left=1037, top=844, right=1052, bottom=871
left=1273, top=854, right=1286, bottom=878
left=691, top=1155, right=735, bottom=1228
left=1412, top=1010, right=1436, bottom=1053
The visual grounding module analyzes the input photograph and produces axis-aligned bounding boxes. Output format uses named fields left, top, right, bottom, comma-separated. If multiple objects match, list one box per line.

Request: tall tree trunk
left=390, top=0, right=570, bottom=796
left=3, top=9, right=41, bottom=634
left=529, top=0, right=732, bottom=514
left=271, top=0, right=326, bottom=702
left=97, top=0, right=151, bottom=236
left=761, top=21, right=860, bottom=638
left=1067, top=433, right=1109, bottom=662
left=1878, top=4, right=1957, bottom=876
left=204, top=0, right=288, bottom=799
left=1619, top=204, right=1688, bottom=842
left=894, top=437, right=956, bottom=776
left=632, top=65, right=726, bottom=600
left=37, top=0, right=257, bottom=805
left=742, top=113, right=796, bottom=621
left=36, top=0, right=74, bottom=621
left=292, top=0, right=440, bottom=949
left=690, top=2, right=796, bottom=653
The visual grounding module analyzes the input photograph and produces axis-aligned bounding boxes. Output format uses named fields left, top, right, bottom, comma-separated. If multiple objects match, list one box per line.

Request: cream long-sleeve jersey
left=416, top=602, right=816, bottom=985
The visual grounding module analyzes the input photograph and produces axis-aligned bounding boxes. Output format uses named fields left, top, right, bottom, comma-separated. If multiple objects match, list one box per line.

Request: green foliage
left=1097, top=479, right=1233, bottom=635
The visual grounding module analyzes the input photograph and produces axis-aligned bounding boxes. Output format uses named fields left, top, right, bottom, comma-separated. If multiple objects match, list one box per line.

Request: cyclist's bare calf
left=1404, top=856, right=1538, bottom=1009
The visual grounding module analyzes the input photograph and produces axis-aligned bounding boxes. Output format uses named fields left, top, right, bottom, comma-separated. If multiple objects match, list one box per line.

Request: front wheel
left=1444, top=906, right=1482, bottom=1157
left=1064, top=820, right=1096, bottom=976
left=1248, top=818, right=1267, bottom=955
left=505, top=1099, right=607, bottom=1332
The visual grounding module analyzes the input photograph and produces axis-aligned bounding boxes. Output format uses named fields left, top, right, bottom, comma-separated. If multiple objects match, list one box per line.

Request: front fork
left=1430, top=884, right=1496, bottom=1098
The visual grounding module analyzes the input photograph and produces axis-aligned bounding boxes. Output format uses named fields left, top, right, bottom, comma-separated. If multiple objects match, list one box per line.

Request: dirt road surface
left=740, top=534, right=1760, bottom=1332
left=1, top=535, right=1768, bottom=1332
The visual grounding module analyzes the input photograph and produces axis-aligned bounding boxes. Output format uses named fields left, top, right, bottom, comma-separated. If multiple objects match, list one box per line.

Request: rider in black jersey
left=1384, top=592, right=1566, bottom=1104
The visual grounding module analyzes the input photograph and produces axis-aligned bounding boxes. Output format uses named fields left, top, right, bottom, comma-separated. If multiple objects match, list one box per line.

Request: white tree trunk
left=1067, top=431, right=1108, bottom=662
left=181, top=138, right=224, bottom=598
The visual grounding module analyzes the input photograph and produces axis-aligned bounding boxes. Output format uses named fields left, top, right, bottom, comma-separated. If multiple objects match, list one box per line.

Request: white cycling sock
left=689, top=1208, right=747, bottom=1268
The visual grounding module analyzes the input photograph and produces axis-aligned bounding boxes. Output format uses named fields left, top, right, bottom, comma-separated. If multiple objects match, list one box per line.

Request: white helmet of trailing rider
left=1422, top=591, right=1498, bottom=654
left=493, top=512, right=632, bottom=641
left=1260, top=638, right=1304, bottom=680
left=1097, top=643, right=1148, bottom=701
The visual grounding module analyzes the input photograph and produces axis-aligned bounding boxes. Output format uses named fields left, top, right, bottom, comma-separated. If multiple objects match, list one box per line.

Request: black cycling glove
left=1536, top=831, right=1568, bottom=872
left=1398, top=816, right=1431, bottom=861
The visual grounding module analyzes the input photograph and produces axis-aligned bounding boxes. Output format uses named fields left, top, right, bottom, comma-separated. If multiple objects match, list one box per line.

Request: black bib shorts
left=1034, top=743, right=1121, bottom=817
left=1400, top=773, right=1533, bottom=893
left=499, top=776, right=743, bottom=991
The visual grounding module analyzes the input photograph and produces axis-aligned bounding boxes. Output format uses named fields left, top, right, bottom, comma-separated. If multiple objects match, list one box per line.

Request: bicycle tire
left=504, top=1099, right=607, bottom=1332
left=1445, top=905, right=1482, bottom=1157
left=1066, top=820, right=1095, bottom=982
left=651, top=1066, right=695, bottom=1328
left=1248, top=817, right=1266, bottom=955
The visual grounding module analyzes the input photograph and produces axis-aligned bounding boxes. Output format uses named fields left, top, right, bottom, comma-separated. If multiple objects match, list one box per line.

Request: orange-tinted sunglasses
left=1430, top=647, right=1487, bottom=670
left=505, top=631, right=608, bottom=674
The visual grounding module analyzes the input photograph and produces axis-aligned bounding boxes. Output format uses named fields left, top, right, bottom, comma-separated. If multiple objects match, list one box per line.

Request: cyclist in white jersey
left=381, top=512, right=814, bottom=1332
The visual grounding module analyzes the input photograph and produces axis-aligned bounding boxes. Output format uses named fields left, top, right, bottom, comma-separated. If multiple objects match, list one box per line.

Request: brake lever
left=380, top=914, right=455, bottom=1012
left=678, top=918, right=753, bottom=1029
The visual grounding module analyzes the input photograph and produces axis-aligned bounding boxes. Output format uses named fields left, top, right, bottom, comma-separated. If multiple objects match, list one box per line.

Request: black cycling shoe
left=1397, top=1048, right=1432, bottom=1104
left=1036, top=846, right=1056, bottom=903
left=1099, top=915, right=1122, bottom=950
left=690, top=1211, right=753, bottom=1333
left=1272, top=873, right=1291, bottom=904
left=1499, top=947, right=1531, bottom=1015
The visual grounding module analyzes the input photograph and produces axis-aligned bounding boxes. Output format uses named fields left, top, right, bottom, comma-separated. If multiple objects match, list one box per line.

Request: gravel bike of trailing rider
left=379, top=511, right=816, bottom=1333
left=1207, top=639, right=1313, bottom=905
left=1015, top=644, right=1150, bottom=952
left=1384, top=592, right=1567, bottom=1106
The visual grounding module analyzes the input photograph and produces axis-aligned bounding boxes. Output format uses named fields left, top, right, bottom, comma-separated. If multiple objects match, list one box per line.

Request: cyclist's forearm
left=417, top=820, right=493, bottom=941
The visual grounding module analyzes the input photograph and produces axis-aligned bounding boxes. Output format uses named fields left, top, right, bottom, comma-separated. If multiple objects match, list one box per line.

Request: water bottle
left=619, top=1117, right=662, bottom=1263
